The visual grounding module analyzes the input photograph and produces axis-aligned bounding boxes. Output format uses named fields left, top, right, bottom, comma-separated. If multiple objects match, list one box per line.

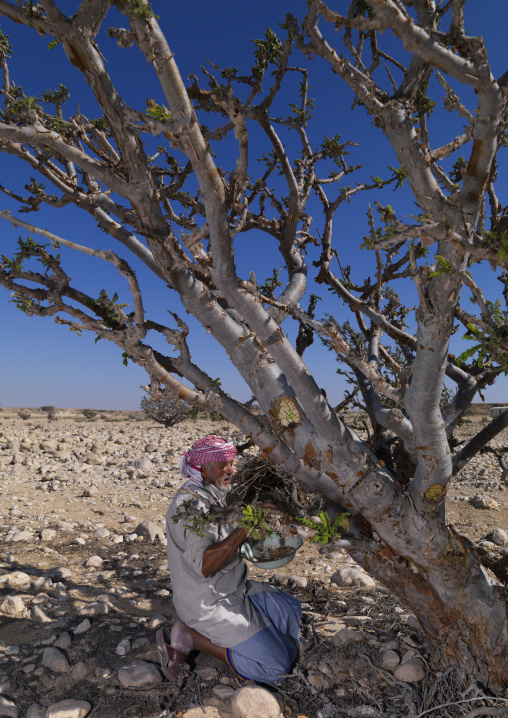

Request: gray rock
left=42, top=647, right=70, bottom=674
left=133, top=520, right=164, bottom=542
left=48, top=567, right=72, bottom=581
left=83, top=555, right=103, bottom=568
left=117, top=661, right=163, bottom=687
left=92, top=528, right=110, bottom=539
left=45, top=699, right=92, bottom=718
left=8, top=531, right=33, bottom=542
left=231, top=685, right=282, bottom=717
left=331, top=566, right=376, bottom=588
left=31, top=605, right=53, bottom=623
left=25, top=704, right=46, bottom=718
left=0, top=696, right=18, bottom=718
left=53, top=632, right=72, bottom=649
left=289, top=575, right=307, bottom=588
left=40, top=529, right=57, bottom=541
left=116, top=639, right=131, bottom=656
left=212, top=685, right=236, bottom=700
left=70, top=662, right=89, bottom=680
left=82, top=487, right=98, bottom=497
left=73, top=620, right=91, bottom=635
left=380, top=650, right=400, bottom=669
left=393, top=657, right=426, bottom=683
left=78, top=602, right=108, bottom=617
left=491, top=528, right=508, bottom=546
left=307, top=670, right=331, bottom=690
left=332, top=628, right=365, bottom=646
left=470, top=495, right=499, bottom=510
left=0, top=596, right=25, bottom=616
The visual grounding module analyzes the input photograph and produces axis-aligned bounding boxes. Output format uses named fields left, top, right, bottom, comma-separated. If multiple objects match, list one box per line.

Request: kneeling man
left=158, top=435, right=301, bottom=685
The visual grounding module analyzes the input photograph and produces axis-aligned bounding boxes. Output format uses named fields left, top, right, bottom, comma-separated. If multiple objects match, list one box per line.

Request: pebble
left=117, top=661, right=163, bottom=687
left=0, top=596, right=25, bottom=616
left=42, top=647, right=70, bottom=673
left=73, top=620, right=91, bottom=635
left=116, top=638, right=131, bottom=656
left=331, top=566, right=376, bottom=588
left=393, top=657, right=426, bottom=682
left=231, top=685, right=282, bottom=718
left=380, top=650, right=400, bottom=669
left=133, top=520, right=164, bottom=541
left=54, top=632, right=72, bottom=649
left=0, top=696, right=18, bottom=718
left=491, top=528, right=508, bottom=546
left=45, top=699, right=92, bottom=718
left=332, top=628, right=365, bottom=645
left=212, top=685, right=236, bottom=700
left=83, top=556, right=103, bottom=568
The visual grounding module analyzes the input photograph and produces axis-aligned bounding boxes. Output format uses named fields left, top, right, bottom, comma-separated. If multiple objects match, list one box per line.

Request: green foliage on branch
left=240, top=504, right=272, bottom=541
left=297, top=509, right=350, bottom=545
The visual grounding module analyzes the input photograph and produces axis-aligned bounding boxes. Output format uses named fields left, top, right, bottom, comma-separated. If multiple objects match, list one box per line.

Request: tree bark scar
left=264, top=328, right=284, bottom=346
left=303, top=441, right=319, bottom=468
left=424, top=483, right=446, bottom=501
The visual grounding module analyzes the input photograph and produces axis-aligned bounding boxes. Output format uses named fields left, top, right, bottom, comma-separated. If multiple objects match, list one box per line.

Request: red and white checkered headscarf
left=180, top=435, right=237, bottom=486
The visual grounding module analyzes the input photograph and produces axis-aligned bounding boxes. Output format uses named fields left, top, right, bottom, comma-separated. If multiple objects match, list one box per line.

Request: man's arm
left=202, top=527, right=248, bottom=578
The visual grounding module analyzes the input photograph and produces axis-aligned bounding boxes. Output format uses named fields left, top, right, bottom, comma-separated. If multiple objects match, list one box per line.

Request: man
left=157, top=435, right=301, bottom=686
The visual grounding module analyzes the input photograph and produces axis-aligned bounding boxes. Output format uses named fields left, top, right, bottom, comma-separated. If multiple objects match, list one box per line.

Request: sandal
left=156, top=627, right=196, bottom=687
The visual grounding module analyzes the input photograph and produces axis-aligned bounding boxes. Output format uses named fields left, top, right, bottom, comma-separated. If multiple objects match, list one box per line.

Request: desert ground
left=0, top=405, right=507, bottom=718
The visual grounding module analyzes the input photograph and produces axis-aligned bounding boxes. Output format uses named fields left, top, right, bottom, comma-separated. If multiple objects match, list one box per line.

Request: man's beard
left=217, top=481, right=232, bottom=495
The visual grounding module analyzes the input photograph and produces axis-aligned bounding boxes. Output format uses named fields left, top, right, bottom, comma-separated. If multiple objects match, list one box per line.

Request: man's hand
left=202, top=526, right=248, bottom=578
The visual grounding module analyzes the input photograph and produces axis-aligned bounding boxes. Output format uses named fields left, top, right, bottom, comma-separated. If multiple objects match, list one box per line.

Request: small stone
left=73, top=620, right=91, bottom=635
left=78, top=602, right=108, bottom=617
left=470, top=495, right=499, bottom=510
left=491, top=528, right=508, bottom=547
left=0, top=596, right=25, bottom=616
left=82, top=487, right=98, bottom=497
left=31, top=605, right=53, bottom=623
left=117, top=661, right=163, bottom=687
left=25, top=704, right=46, bottom=718
left=47, top=567, right=72, bottom=581
left=116, top=639, right=131, bottom=656
left=332, top=628, right=365, bottom=646
left=42, top=647, right=70, bottom=674
left=231, top=685, right=283, bottom=718
left=393, top=657, right=426, bottom=683
left=331, top=567, right=376, bottom=588
left=8, top=530, right=33, bottom=542
left=195, top=667, right=219, bottom=681
left=307, top=670, right=330, bottom=690
left=289, top=575, right=308, bottom=589
left=380, top=650, right=400, bottom=670
left=71, top=662, right=89, bottom=680
left=40, top=529, right=57, bottom=541
left=4, top=646, right=20, bottom=656
left=212, top=685, right=236, bottom=700
left=45, top=699, right=92, bottom=718
left=0, top=696, right=18, bottom=718
left=147, top=615, right=167, bottom=629
left=93, top=529, right=110, bottom=539
left=83, top=556, right=103, bottom=568
left=53, top=631, right=72, bottom=651
left=133, top=520, right=164, bottom=542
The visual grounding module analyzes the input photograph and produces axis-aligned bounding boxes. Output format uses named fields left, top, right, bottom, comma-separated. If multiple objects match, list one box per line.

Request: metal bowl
left=241, top=534, right=303, bottom=569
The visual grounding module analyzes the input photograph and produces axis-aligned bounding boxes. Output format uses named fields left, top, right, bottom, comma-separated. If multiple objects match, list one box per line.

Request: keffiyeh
left=180, top=435, right=237, bottom=486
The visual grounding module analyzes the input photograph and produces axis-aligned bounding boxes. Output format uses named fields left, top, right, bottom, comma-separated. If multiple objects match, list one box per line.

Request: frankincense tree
left=2, top=0, right=508, bottom=694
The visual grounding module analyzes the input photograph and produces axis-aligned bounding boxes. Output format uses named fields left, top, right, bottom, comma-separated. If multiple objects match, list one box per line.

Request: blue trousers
left=225, top=589, right=301, bottom=684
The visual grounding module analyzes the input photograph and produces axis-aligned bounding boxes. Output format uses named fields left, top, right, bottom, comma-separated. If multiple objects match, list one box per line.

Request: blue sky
left=0, top=0, right=507, bottom=410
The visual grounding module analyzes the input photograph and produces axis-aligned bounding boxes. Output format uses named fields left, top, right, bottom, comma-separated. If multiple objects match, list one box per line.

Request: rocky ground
left=0, top=406, right=507, bottom=718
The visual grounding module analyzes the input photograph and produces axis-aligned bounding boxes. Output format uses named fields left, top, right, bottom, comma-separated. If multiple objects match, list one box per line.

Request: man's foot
left=156, top=624, right=196, bottom=686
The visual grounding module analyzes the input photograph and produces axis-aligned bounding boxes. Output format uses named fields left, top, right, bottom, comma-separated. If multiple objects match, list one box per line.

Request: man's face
left=201, top=460, right=234, bottom=493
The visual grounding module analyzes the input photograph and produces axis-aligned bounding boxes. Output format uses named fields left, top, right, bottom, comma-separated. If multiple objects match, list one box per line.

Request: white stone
left=231, top=685, right=283, bottom=718
left=133, top=520, right=164, bottom=542
left=8, top=531, right=33, bottom=542
left=45, top=699, right=92, bottom=718
left=93, top=528, right=110, bottom=539
left=40, top=529, right=57, bottom=541
left=491, top=528, right=508, bottom=546
left=116, top=639, right=131, bottom=656
left=470, top=495, right=499, bottom=510
left=73, top=619, right=91, bottom=635
left=31, top=605, right=53, bottom=623
left=78, top=602, right=108, bottom=617
left=0, top=596, right=25, bottom=616
left=0, top=696, right=18, bottom=718
left=82, top=487, right=98, bottom=497
left=83, top=555, right=103, bottom=568
left=212, top=685, right=236, bottom=700
left=331, top=566, right=376, bottom=588
left=393, top=657, right=426, bottom=683
left=42, top=647, right=70, bottom=674
left=117, top=661, right=163, bottom=687
left=48, top=567, right=72, bottom=580
left=0, top=571, right=31, bottom=587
